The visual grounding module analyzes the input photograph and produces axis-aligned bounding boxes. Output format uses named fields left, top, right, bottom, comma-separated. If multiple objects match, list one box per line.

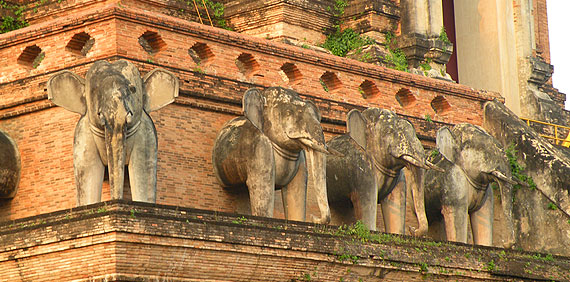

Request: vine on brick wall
left=383, top=31, right=408, bottom=71
left=0, top=0, right=28, bottom=34
left=321, top=0, right=374, bottom=57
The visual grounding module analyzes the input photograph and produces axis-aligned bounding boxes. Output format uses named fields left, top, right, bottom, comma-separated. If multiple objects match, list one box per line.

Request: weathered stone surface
left=0, top=130, right=20, bottom=199
left=326, top=108, right=429, bottom=236
left=47, top=60, right=179, bottom=206
left=212, top=87, right=330, bottom=224
left=483, top=100, right=570, bottom=255
left=425, top=123, right=516, bottom=248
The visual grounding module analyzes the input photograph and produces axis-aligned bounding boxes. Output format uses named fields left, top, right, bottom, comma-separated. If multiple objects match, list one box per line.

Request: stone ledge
left=0, top=200, right=568, bottom=281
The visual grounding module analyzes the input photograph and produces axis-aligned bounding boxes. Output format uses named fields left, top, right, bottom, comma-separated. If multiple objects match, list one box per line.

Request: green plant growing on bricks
left=505, top=143, right=538, bottom=203
left=0, top=0, right=28, bottom=34
left=383, top=31, right=408, bottom=71
left=321, top=0, right=375, bottom=57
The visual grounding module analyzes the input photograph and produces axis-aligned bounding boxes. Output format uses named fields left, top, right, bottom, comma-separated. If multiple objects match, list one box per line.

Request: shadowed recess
left=235, top=53, right=260, bottom=77
left=320, top=71, right=342, bottom=92
left=395, top=88, right=416, bottom=107
left=359, top=80, right=380, bottom=99
left=17, top=45, right=44, bottom=68
left=188, top=42, right=215, bottom=65
left=138, top=31, right=167, bottom=55
left=66, top=32, right=94, bottom=56
left=279, top=62, right=302, bottom=84
left=431, top=95, right=452, bottom=114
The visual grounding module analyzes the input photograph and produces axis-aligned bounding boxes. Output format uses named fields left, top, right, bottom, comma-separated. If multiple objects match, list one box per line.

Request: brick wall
left=0, top=201, right=567, bottom=282
left=0, top=3, right=500, bottom=223
left=533, top=0, right=550, bottom=63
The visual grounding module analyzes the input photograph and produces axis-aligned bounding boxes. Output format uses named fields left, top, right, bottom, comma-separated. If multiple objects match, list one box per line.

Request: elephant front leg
left=246, top=141, right=276, bottom=217
left=73, top=117, right=105, bottom=205
left=441, top=204, right=469, bottom=243
left=128, top=120, right=158, bottom=203
left=470, top=187, right=494, bottom=246
left=281, top=152, right=307, bottom=222
left=351, top=188, right=379, bottom=231
left=380, top=172, right=406, bottom=234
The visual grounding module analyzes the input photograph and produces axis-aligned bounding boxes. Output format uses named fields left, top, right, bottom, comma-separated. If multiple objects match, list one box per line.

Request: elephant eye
left=128, top=85, right=137, bottom=94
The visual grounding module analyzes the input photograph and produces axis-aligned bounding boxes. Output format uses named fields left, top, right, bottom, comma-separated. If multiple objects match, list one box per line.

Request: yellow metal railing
left=192, top=0, right=214, bottom=27
left=520, top=117, right=570, bottom=147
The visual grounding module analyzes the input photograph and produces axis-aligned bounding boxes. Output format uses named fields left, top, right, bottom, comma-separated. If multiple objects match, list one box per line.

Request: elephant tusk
left=297, top=138, right=329, bottom=154
left=327, top=147, right=344, bottom=157
left=491, top=170, right=520, bottom=186
left=401, top=155, right=430, bottom=170
left=425, top=160, right=445, bottom=172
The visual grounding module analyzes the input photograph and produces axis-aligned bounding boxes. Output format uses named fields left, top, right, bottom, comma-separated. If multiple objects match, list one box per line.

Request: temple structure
left=1, top=0, right=569, bottom=281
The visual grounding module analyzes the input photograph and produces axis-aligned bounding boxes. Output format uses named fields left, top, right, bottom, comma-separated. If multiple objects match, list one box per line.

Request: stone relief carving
left=212, top=87, right=331, bottom=224
left=326, top=108, right=438, bottom=235
left=0, top=129, right=20, bottom=199
left=47, top=60, right=179, bottom=205
left=425, top=123, right=517, bottom=247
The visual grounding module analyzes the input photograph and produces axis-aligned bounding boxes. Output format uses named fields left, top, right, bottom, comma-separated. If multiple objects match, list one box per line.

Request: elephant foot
left=311, top=214, right=331, bottom=224
left=502, top=239, right=515, bottom=249
left=408, top=225, right=427, bottom=237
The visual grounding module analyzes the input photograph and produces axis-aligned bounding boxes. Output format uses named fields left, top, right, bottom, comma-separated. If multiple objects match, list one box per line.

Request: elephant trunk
left=494, top=171, right=516, bottom=248
left=304, top=146, right=331, bottom=224
left=406, top=163, right=428, bottom=236
left=102, top=105, right=129, bottom=200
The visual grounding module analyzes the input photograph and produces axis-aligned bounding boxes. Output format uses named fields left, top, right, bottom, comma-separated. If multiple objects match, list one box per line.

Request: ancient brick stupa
left=0, top=0, right=569, bottom=281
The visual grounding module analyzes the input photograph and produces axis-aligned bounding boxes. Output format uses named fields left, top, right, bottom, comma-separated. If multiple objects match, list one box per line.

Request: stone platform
left=0, top=200, right=568, bottom=281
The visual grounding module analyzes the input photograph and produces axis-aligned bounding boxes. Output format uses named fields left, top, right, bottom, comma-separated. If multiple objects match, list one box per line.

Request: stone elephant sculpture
left=47, top=60, right=179, bottom=205
left=327, top=108, right=437, bottom=234
left=212, top=87, right=331, bottom=223
left=0, top=129, right=20, bottom=199
left=425, top=123, right=517, bottom=247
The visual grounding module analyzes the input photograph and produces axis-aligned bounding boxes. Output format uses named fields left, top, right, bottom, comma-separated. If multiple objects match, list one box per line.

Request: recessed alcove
left=279, top=62, right=302, bottom=84
left=395, top=88, right=416, bottom=107
left=66, top=32, right=94, bottom=56
left=138, top=31, right=167, bottom=55
left=188, top=42, right=214, bottom=65
left=431, top=95, right=452, bottom=114
left=319, top=71, right=342, bottom=92
left=17, top=45, right=44, bottom=68
left=358, top=80, right=380, bottom=99
left=235, top=53, right=260, bottom=77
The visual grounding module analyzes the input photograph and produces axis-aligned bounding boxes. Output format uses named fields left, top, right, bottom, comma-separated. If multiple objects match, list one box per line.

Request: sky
left=547, top=0, right=570, bottom=109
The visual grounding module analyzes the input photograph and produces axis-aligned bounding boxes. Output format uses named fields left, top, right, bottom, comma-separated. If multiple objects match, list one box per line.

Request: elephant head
left=433, top=123, right=516, bottom=247
left=47, top=60, right=179, bottom=204
left=213, top=87, right=330, bottom=223
left=245, top=88, right=328, bottom=154
left=0, top=129, right=20, bottom=199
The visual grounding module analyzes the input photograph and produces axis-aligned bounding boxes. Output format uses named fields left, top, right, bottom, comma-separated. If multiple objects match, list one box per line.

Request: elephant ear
left=304, top=100, right=322, bottom=122
left=243, top=88, right=264, bottom=130
left=143, top=68, right=180, bottom=112
left=47, top=71, right=86, bottom=115
left=347, top=109, right=366, bottom=150
left=436, top=126, right=457, bottom=163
